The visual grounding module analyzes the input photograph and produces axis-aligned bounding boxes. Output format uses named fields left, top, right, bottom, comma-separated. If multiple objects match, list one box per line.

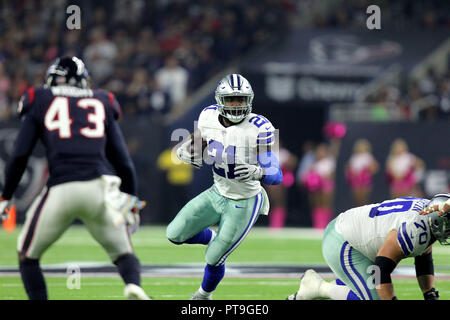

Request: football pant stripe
left=21, top=188, right=50, bottom=256
left=215, top=192, right=262, bottom=266
left=348, top=245, right=373, bottom=300
left=340, top=241, right=371, bottom=300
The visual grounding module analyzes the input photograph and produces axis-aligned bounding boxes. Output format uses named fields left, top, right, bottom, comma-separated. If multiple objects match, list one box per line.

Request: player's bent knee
left=166, top=222, right=186, bottom=244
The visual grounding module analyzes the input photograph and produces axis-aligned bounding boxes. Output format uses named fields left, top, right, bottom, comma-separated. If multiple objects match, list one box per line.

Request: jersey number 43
left=44, top=97, right=105, bottom=139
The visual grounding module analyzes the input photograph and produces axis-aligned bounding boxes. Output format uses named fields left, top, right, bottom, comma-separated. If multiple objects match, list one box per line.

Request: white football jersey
left=335, top=197, right=432, bottom=261
left=197, top=105, right=275, bottom=200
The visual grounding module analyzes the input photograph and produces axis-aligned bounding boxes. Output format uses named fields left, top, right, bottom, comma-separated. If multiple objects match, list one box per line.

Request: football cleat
left=287, top=269, right=324, bottom=300
left=286, top=291, right=299, bottom=300
left=124, top=284, right=151, bottom=300
left=190, top=289, right=212, bottom=300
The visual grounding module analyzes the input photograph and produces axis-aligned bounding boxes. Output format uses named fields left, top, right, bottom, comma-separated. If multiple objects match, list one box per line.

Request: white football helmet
left=215, top=74, right=254, bottom=123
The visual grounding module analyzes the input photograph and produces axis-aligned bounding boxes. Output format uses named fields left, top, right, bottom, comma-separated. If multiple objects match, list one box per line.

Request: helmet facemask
left=218, top=95, right=252, bottom=123
left=426, top=194, right=450, bottom=245
left=429, top=212, right=450, bottom=245
left=215, top=74, right=254, bottom=123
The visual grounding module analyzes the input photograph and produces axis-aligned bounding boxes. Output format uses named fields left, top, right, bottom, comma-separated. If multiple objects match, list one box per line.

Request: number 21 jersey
left=197, top=105, right=275, bottom=200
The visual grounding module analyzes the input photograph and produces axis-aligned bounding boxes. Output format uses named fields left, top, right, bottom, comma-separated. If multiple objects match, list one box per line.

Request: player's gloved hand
left=423, top=288, right=439, bottom=300
left=126, top=198, right=146, bottom=235
left=176, top=139, right=202, bottom=169
left=420, top=199, right=450, bottom=216
left=0, top=197, right=11, bottom=221
left=108, top=191, right=146, bottom=235
left=234, top=164, right=263, bottom=182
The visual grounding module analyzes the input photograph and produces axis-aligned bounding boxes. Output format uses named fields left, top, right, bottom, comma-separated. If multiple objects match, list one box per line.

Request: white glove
left=234, top=164, right=264, bottom=182
left=0, top=198, right=11, bottom=221
left=108, top=191, right=146, bottom=234
left=420, top=199, right=450, bottom=216
left=176, top=138, right=202, bottom=168
left=439, top=199, right=450, bottom=215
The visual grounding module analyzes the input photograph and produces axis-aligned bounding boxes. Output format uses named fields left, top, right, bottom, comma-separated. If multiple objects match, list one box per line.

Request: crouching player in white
left=167, top=74, right=283, bottom=300
left=287, top=194, right=450, bottom=300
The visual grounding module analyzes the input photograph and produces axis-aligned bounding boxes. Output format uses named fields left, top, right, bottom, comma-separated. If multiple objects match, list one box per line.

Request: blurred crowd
left=308, top=0, right=450, bottom=30
left=0, top=0, right=293, bottom=121
left=365, top=63, right=450, bottom=121
left=2, top=0, right=449, bottom=122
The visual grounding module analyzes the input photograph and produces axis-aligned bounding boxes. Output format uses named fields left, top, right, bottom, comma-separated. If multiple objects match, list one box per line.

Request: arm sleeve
left=105, top=119, right=138, bottom=196
left=2, top=114, right=40, bottom=200
left=257, top=151, right=283, bottom=185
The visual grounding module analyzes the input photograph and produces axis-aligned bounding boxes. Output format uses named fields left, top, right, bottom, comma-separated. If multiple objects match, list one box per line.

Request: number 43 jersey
left=335, top=197, right=431, bottom=261
left=11, top=86, right=128, bottom=191
left=197, top=105, right=275, bottom=200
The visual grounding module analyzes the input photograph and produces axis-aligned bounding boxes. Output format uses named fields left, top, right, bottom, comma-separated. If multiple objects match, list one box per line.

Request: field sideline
left=1, top=225, right=449, bottom=300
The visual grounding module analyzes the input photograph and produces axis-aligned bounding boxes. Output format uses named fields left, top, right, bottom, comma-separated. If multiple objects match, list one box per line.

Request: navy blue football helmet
left=45, top=56, right=89, bottom=88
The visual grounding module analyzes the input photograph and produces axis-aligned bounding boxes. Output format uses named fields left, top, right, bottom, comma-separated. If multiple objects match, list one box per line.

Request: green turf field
left=1, top=225, right=449, bottom=300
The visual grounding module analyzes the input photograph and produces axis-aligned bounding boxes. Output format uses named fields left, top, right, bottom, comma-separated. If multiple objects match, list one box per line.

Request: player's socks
left=269, top=207, right=286, bottom=229
left=114, top=253, right=141, bottom=286
left=185, top=228, right=214, bottom=245
left=319, top=280, right=359, bottom=300
left=19, top=258, right=47, bottom=300
left=331, top=279, right=360, bottom=299
left=201, top=264, right=225, bottom=293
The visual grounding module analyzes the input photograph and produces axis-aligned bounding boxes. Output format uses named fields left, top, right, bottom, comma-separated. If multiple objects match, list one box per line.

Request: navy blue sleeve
left=2, top=114, right=40, bottom=200
left=105, top=120, right=138, bottom=196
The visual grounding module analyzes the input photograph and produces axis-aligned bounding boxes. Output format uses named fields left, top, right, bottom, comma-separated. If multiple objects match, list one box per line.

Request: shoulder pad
left=103, top=91, right=122, bottom=121
left=201, top=105, right=218, bottom=113
left=397, top=217, right=430, bottom=257
left=249, top=114, right=275, bottom=147
left=17, top=87, right=37, bottom=116
left=198, top=105, right=218, bottom=125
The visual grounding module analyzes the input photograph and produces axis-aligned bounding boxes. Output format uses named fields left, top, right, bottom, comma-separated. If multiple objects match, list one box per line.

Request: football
left=190, top=136, right=207, bottom=155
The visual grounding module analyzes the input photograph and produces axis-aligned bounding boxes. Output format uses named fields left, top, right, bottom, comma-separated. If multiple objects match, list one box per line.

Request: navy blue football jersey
left=2, top=86, right=137, bottom=199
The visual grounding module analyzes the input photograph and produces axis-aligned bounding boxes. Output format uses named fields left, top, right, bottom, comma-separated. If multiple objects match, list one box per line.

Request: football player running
left=167, top=74, right=283, bottom=300
left=0, top=56, right=150, bottom=300
left=286, top=194, right=450, bottom=300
